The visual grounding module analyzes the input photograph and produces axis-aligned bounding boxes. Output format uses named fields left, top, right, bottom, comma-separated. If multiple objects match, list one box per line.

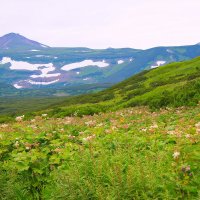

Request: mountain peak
left=0, top=33, right=50, bottom=50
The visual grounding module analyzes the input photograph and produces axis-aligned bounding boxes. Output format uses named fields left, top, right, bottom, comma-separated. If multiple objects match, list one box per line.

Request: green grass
left=0, top=106, right=199, bottom=199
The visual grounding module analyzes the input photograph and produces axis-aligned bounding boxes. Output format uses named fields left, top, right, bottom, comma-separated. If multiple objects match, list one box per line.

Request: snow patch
left=0, top=57, right=54, bottom=71
left=0, top=57, right=61, bottom=79
left=151, top=61, right=166, bottom=69
left=117, top=60, right=124, bottom=64
left=35, top=55, right=50, bottom=58
left=129, top=58, right=134, bottom=62
left=40, top=44, right=48, bottom=48
left=30, top=72, right=61, bottom=78
left=83, top=77, right=90, bottom=81
left=28, top=79, right=59, bottom=85
left=13, top=84, right=23, bottom=89
left=61, top=60, right=109, bottom=71
left=30, top=49, right=40, bottom=52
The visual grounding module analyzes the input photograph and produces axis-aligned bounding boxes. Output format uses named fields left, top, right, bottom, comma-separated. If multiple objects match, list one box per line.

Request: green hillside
left=38, top=56, right=200, bottom=118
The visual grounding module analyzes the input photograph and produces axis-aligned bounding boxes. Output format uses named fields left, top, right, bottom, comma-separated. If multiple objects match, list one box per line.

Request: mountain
left=0, top=33, right=49, bottom=50
left=1, top=33, right=200, bottom=95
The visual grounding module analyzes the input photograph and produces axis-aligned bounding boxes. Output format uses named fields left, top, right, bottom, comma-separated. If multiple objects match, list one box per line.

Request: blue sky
left=1, top=0, right=200, bottom=49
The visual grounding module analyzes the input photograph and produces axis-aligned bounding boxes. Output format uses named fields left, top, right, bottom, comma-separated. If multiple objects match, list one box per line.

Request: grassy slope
left=39, top=56, right=200, bottom=118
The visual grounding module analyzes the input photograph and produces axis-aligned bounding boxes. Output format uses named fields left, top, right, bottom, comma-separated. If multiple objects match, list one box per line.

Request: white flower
left=15, top=115, right=24, bottom=122
left=82, top=135, right=96, bottom=142
left=150, top=124, right=158, bottom=129
left=0, top=124, right=8, bottom=128
left=173, top=151, right=180, bottom=159
left=14, top=141, right=19, bottom=148
left=185, top=134, right=191, bottom=138
left=42, top=114, right=47, bottom=117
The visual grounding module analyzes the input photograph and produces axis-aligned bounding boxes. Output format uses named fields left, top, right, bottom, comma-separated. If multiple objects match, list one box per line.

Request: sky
left=0, top=0, right=200, bottom=49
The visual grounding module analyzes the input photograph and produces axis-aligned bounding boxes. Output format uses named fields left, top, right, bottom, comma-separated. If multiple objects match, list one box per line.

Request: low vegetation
left=0, top=106, right=199, bottom=199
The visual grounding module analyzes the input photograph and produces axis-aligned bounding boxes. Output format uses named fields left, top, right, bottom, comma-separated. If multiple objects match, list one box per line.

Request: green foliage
left=0, top=106, right=199, bottom=199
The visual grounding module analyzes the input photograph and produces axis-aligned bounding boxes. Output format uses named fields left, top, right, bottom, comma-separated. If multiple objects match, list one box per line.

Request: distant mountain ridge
left=0, top=33, right=49, bottom=50
left=1, top=33, right=200, bottom=96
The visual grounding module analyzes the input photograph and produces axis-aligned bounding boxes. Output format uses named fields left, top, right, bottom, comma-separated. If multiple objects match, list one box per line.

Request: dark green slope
left=44, top=56, right=200, bottom=117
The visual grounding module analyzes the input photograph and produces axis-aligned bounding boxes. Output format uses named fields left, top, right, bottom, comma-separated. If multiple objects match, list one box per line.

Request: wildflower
left=173, top=151, right=180, bottom=159
left=42, top=114, right=47, bottom=117
left=185, top=134, right=191, bottom=138
left=31, top=119, right=36, bottom=123
left=150, top=123, right=158, bottom=129
left=28, top=125, right=37, bottom=129
left=195, top=122, right=200, bottom=128
left=68, top=135, right=76, bottom=139
left=182, top=165, right=191, bottom=172
left=60, top=128, right=64, bottom=132
left=15, top=115, right=24, bottom=122
left=123, top=124, right=129, bottom=129
left=195, top=122, right=200, bottom=133
left=0, top=124, right=8, bottom=128
left=189, top=172, right=193, bottom=177
left=82, top=134, right=96, bottom=142
left=96, top=123, right=104, bottom=127
left=167, top=131, right=176, bottom=135
left=141, top=128, right=147, bottom=132
left=105, top=129, right=112, bottom=134
left=14, top=141, right=20, bottom=148
left=111, top=126, right=117, bottom=130
left=185, top=166, right=191, bottom=172
left=85, top=120, right=96, bottom=127
left=25, top=143, right=32, bottom=150
left=54, top=148, right=62, bottom=153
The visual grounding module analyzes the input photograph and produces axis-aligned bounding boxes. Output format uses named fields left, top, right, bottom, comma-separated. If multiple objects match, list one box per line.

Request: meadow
left=0, top=106, right=199, bottom=199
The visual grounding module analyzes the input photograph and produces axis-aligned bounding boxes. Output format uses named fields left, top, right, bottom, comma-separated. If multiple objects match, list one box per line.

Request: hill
left=38, top=55, right=200, bottom=118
